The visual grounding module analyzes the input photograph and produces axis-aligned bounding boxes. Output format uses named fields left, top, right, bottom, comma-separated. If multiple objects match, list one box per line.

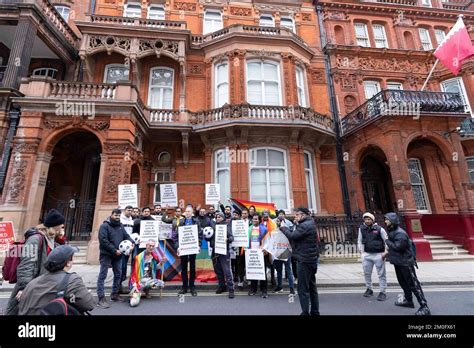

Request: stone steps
left=68, top=241, right=89, bottom=264
left=424, top=235, right=474, bottom=261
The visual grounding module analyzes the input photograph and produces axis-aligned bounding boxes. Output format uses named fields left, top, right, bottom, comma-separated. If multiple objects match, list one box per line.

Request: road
left=1, top=285, right=471, bottom=315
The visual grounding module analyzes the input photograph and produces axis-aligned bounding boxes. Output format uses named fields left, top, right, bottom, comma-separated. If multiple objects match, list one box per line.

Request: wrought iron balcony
left=341, top=89, right=467, bottom=136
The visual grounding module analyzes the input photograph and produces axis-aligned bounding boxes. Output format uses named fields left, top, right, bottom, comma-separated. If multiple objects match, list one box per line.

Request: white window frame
left=408, top=158, right=431, bottom=214
left=373, top=24, right=389, bottom=48
left=421, top=0, right=432, bottom=7
left=259, top=14, right=275, bottom=27
left=355, top=22, right=370, bottom=47
left=147, top=5, right=165, bottom=20
left=153, top=171, right=171, bottom=204
left=214, top=148, right=231, bottom=205
left=103, top=64, right=130, bottom=83
left=434, top=28, right=446, bottom=46
left=441, top=77, right=472, bottom=113
left=304, top=151, right=317, bottom=213
left=249, top=147, right=291, bottom=212
left=203, top=9, right=223, bottom=34
left=418, top=28, right=433, bottom=50
left=54, top=5, right=70, bottom=21
left=124, top=2, right=141, bottom=18
left=363, top=80, right=381, bottom=99
left=467, top=156, right=474, bottom=183
left=280, top=16, right=295, bottom=33
left=32, top=68, right=58, bottom=79
left=148, top=67, right=174, bottom=109
left=296, top=66, right=307, bottom=107
left=387, top=82, right=403, bottom=90
left=214, top=61, right=229, bottom=108
left=246, top=60, right=282, bottom=106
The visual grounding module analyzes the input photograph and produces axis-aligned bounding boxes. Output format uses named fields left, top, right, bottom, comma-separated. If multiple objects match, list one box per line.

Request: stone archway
left=359, top=146, right=396, bottom=215
left=40, top=131, right=102, bottom=240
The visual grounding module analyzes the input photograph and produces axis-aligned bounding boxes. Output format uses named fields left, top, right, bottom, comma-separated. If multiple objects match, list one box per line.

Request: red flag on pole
left=434, top=16, right=474, bottom=76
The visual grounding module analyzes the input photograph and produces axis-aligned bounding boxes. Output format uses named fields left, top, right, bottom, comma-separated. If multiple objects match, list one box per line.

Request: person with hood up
left=384, top=212, right=430, bottom=316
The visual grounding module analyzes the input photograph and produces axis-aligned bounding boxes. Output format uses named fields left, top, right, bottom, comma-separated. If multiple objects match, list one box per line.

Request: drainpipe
left=314, top=3, right=352, bottom=217
left=0, top=107, right=20, bottom=192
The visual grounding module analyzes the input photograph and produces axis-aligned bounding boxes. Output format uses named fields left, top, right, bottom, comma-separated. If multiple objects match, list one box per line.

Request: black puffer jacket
left=280, top=216, right=319, bottom=263
left=384, top=213, right=415, bottom=266
left=99, top=218, right=135, bottom=258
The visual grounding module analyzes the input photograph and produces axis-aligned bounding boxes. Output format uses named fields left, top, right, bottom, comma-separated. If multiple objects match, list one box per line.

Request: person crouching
left=129, top=239, right=166, bottom=307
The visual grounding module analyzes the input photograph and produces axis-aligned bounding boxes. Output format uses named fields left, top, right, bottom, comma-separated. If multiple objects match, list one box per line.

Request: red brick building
left=0, top=0, right=472, bottom=263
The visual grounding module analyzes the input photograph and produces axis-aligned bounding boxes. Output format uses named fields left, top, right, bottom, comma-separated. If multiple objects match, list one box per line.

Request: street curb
left=1, top=281, right=472, bottom=292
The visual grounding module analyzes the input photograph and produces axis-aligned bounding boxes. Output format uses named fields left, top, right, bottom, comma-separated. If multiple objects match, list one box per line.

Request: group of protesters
left=4, top=200, right=430, bottom=316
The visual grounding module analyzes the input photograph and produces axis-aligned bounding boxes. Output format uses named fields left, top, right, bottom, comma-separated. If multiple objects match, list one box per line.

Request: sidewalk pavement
left=1, top=261, right=473, bottom=292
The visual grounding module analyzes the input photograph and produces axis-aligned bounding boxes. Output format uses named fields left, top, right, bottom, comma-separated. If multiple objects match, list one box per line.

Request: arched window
left=249, top=148, right=289, bottom=211
left=204, top=10, right=223, bottom=34
left=103, top=64, right=129, bottom=83
left=54, top=5, right=70, bottom=21
left=32, top=68, right=58, bottom=79
left=215, top=62, right=229, bottom=107
left=215, top=148, right=231, bottom=204
left=408, top=158, right=431, bottom=214
left=246, top=60, right=281, bottom=106
left=148, top=67, right=174, bottom=109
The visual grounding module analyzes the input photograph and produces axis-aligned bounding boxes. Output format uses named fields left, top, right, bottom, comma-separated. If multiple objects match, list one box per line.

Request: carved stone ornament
left=7, top=159, right=28, bottom=202
left=174, top=1, right=197, bottom=11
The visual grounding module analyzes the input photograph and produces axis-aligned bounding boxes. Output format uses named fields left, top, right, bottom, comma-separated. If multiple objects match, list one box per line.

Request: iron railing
left=341, top=90, right=466, bottom=136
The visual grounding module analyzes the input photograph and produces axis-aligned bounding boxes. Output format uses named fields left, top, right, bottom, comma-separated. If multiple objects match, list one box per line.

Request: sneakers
left=377, top=292, right=387, bottom=301
left=215, top=286, right=227, bottom=294
left=190, top=288, right=197, bottom=297
left=272, top=287, right=283, bottom=293
left=110, top=293, right=125, bottom=302
left=178, top=288, right=188, bottom=295
left=363, top=288, right=374, bottom=297
left=290, top=288, right=295, bottom=295
left=228, top=290, right=235, bottom=299
left=237, top=282, right=244, bottom=290
left=248, top=290, right=257, bottom=296
left=96, top=297, right=110, bottom=309
left=415, top=305, right=431, bottom=316
left=395, top=298, right=415, bottom=308
left=261, top=291, right=268, bottom=298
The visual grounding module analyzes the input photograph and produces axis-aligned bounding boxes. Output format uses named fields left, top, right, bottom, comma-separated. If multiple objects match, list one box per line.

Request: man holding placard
left=175, top=206, right=202, bottom=296
left=246, top=215, right=268, bottom=298
left=205, top=212, right=235, bottom=299
left=131, top=207, right=155, bottom=271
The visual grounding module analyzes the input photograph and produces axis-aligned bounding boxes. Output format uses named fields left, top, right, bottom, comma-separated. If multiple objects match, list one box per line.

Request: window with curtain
left=103, top=64, right=129, bottom=83
left=148, top=67, right=174, bottom=109
left=204, top=10, right=223, bottom=34
left=296, top=66, right=307, bottom=107
left=373, top=24, right=388, bottom=48
left=54, top=5, right=70, bottom=21
left=124, top=2, right=141, bottom=18
left=304, top=151, right=317, bottom=212
left=148, top=5, right=165, bottom=20
left=247, top=60, right=281, bottom=106
left=250, top=148, right=289, bottom=210
left=215, top=62, right=229, bottom=107
left=355, top=22, right=370, bottom=47
left=215, top=148, right=231, bottom=204
left=418, top=28, right=433, bottom=50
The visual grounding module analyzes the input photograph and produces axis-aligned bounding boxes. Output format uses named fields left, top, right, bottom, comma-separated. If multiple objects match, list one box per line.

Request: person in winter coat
left=279, top=207, right=320, bottom=316
left=196, top=207, right=212, bottom=230
left=175, top=206, right=203, bottom=296
left=18, top=245, right=94, bottom=315
left=357, top=212, right=388, bottom=301
left=273, top=210, right=295, bottom=295
left=384, top=212, right=430, bottom=316
left=5, top=209, right=64, bottom=315
left=96, top=209, right=135, bottom=308
left=205, top=212, right=235, bottom=298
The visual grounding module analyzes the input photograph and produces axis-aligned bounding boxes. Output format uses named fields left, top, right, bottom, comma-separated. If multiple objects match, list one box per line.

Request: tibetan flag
left=229, top=198, right=277, bottom=218
left=434, top=16, right=474, bottom=76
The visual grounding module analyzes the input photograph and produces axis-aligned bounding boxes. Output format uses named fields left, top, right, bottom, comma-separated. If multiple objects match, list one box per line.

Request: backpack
left=40, top=273, right=82, bottom=316
left=2, top=232, right=44, bottom=284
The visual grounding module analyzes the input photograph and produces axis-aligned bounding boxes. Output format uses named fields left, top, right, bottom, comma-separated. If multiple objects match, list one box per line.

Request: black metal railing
left=341, top=90, right=466, bottom=136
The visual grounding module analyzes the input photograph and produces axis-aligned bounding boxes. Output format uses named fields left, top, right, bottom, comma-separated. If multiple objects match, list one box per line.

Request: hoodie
left=384, top=213, right=415, bottom=266
left=99, top=217, right=135, bottom=258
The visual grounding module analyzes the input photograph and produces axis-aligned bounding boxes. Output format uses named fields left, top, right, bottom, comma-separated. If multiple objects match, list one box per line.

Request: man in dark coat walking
left=279, top=206, right=320, bottom=316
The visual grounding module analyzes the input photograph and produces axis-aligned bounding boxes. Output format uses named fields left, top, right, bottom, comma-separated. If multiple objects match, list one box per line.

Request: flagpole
left=160, top=239, right=166, bottom=298
left=420, top=59, right=439, bottom=91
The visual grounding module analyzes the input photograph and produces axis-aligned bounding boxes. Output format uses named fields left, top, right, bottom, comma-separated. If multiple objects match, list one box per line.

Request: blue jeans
left=97, top=254, right=123, bottom=298
left=274, top=257, right=294, bottom=289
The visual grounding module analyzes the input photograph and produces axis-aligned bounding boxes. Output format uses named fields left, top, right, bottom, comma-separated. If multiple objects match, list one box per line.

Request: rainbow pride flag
left=229, top=198, right=277, bottom=218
